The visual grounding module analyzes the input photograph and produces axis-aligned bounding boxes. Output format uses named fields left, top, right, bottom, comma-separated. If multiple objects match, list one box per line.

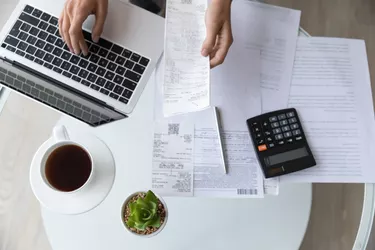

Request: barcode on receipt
left=237, top=189, right=258, bottom=195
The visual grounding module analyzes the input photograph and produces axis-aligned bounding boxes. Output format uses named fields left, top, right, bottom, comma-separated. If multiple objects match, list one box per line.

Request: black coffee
left=45, top=145, right=92, bottom=192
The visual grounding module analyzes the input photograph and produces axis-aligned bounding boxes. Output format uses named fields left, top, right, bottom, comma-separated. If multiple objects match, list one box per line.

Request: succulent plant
left=126, top=190, right=161, bottom=231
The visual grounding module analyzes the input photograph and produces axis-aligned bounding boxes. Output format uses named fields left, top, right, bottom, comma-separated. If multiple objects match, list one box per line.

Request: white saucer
left=30, top=131, right=116, bottom=215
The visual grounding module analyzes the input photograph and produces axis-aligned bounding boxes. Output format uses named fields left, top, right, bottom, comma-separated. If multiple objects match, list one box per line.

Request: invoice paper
left=194, top=121, right=264, bottom=198
left=193, top=44, right=263, bottom=198
left=154, top=47, right=264, bottom=197
left=232, top=0, right=301, bottom=113
left=281, top=37, right=375, bottom=183
left=163, top=0, right=210, bottom=117
left=152, top=121, right=195, bottom=196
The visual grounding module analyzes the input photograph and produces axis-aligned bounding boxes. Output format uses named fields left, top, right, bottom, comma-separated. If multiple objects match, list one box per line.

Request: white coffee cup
left=40, top=126, right=95, bottom=193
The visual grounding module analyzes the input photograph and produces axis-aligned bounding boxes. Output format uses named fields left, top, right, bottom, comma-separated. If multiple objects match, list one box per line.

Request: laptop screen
left=0, top=59, right=126, bottom=126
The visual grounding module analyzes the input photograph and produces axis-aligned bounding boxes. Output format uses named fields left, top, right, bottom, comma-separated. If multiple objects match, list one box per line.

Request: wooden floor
left=0, top=0, right=375, bottom=250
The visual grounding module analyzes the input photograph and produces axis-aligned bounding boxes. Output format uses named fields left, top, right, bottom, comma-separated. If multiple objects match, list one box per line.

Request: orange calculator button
left=258, top=144, right=267, bottom=152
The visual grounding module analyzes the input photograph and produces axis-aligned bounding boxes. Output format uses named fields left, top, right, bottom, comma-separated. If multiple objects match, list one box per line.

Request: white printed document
left=194, top=123, right=264, bottom=198
left=154, top=46, right=264, bottom=198
left=163, top=0, right=210, bottom=117
left=152, top=121, right=195, bottom=196
left=263, top=178, right=279, bottom=195
left=232, top=0, right=301, bottom=112
left=192, top=43, right=263, bottom=198
left=153, top=1, right=265, bottom=196
left=281, top=37, right=375, bottom=183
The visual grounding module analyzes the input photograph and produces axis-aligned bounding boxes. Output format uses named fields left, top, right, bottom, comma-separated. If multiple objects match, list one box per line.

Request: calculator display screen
left=266, top=147, right=309, bottom=166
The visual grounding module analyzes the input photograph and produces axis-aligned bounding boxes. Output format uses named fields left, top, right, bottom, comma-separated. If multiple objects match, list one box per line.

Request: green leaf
left=128, top=214, right=138, bottom=223
left=140, top=208, right=153, bottom=220
left=133, top=207, right=151, bottom=223
left=145, top=215, right=161, bottom=228
left=147, top=200, right=157, bottom=211
left=135, top=221, right=147, bottom=231
left=129, top=202, right=137, bottom=214
left=145, top=190, right=158, bottom=203
left=126, top=217, right=135, bottom=228
left=136, top=198, right=151, bottom=209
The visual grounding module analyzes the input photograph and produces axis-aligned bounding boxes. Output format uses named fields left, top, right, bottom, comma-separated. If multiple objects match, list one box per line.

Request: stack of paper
left=281, top=37, right=375, bottom=183
left=154, top=0, right=275, bottom=198
left=153, top=0, right=375, bottom=198
left=232, top=0, right=301, bottom=113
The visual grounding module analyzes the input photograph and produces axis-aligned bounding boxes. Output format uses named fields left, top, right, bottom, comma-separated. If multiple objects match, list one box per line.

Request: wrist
left=211, top=0, right=232, bottom=6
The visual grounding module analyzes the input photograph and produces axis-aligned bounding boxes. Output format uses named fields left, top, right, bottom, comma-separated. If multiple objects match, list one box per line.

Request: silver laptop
left=0, top=0, right=165, bottom=126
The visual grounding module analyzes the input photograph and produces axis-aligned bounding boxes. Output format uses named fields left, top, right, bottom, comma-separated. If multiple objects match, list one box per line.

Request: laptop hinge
left=0, top=56, right=119, bottom=112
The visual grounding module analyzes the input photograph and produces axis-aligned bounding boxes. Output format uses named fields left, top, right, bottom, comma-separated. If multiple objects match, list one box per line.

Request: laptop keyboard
left=1, top=5, right=151, bottom=105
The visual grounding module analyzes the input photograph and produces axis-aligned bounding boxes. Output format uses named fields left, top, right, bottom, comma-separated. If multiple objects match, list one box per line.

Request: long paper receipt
left=163, top=0, right=210, bottom=117
left=152, top=122, right=195, bottom=196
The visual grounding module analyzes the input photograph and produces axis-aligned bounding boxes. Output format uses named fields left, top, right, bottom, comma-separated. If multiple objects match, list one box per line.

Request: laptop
left=0, top=0, right=165, bottom=126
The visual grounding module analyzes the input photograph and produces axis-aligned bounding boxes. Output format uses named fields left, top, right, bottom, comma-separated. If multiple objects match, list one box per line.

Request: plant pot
left=121, top=191, right=168, bottom=237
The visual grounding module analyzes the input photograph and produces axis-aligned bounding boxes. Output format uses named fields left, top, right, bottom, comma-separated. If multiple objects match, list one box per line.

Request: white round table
left=40, top=61, right=313, bottom=249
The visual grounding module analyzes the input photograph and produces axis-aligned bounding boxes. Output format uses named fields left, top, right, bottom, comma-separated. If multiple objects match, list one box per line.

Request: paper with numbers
left=163, top=0, right=210, bottom=117
left=153, top=20, right=264, bottom=197
left=152, top=121, right=195, bottom=196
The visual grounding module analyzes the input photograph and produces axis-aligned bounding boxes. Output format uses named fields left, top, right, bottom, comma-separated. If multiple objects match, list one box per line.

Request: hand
left=201, top=0, right=233, bottom=68
left=59, top=0, right=108, bottom=55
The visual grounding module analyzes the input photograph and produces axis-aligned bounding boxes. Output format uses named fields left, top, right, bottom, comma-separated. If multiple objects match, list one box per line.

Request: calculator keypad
left=251, top=110, right=303, bottom=152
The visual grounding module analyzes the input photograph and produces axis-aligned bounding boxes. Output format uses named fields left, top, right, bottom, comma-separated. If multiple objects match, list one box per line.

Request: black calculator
left=246, top=108, right=316, bottom=178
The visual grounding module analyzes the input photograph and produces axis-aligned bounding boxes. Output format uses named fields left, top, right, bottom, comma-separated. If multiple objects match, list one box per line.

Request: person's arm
left=59, top=0, right=108, bottom=56
left=201, top=0, right=233, bottom=68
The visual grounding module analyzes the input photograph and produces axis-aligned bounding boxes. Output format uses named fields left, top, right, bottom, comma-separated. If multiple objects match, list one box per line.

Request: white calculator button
left=284, top=132, right=292, bottom=138
left=271, top=122, right=280, bottom=128
left=273, top=128, right=281, bottom=134
left=292, top=129, right=301, bottom=136
left=291, top=123, right=299, bottom=129
left=280, top=120, right=288, bottom=126
left=282, top=126, right=290, bottom=132
left=288, top=118, right=297, bottom=123
left=269, top=116, right=278, bottom=122
left=275, top=134, right=284, bottom=140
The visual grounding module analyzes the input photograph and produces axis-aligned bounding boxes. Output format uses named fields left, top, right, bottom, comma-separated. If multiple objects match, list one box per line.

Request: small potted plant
left=121, top=190, right=168, bottom=237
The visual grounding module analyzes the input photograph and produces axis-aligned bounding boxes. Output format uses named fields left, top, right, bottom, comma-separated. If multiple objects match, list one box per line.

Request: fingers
left=79, top=39, right=89, bottom=56
left=70, top=11, right=89, bottom=55
left=92, top=0, right=108, bottom=42
left=62, top=10, right=73, bottom=53
left=58, top=10, right=65, bottom=41
left=209, top=21, right=233, bottom=68
left=202, top=22, right=221, bottom=57
left=59, top=0, right=91, bottom=55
